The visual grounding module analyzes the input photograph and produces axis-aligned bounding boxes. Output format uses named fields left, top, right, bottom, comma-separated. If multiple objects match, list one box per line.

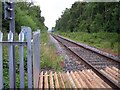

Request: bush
left=57, top=31, right=119, bottom=54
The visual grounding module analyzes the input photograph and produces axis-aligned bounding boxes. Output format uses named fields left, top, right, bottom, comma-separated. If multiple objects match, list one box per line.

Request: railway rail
left=51, top=33, right=120, bottom=89
left=39, top=70, right=112, bottom=89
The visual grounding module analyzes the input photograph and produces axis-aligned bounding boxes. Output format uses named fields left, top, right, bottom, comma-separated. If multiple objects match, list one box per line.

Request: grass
left=56, top=31, right=119, bottom=55
left=2, top=31, right=63, bottom=88
left=3, top=45, right=28, bottom=88
left=40, top=31, right=63, bottom=71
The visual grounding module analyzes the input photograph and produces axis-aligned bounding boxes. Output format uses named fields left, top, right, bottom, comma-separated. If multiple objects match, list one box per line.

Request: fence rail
left=0, top=26, right=40, bottom=89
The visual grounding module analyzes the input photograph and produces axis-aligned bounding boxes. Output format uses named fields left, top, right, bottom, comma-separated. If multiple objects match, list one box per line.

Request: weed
left=57, top=31, right=119, bottom=55
left=2, top=31, right=63, bottom=88
left=40, top=32, right=63, bottom=71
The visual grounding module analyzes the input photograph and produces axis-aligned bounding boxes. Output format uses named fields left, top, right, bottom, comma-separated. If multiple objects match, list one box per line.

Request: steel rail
left=51, top=34, right=120, bottom=89
left=55, top=34, right=120, bottom=63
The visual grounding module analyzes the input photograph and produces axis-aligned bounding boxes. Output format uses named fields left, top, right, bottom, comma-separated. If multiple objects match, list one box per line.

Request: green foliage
left=3, top=32, right=63, bottom=88
left=55, top=2, right=119, bottom=33
left=2, top=45, right=28, bottom=88
left=1, top=2, right=47, bottom=88
left=40, top=32, right=63, bottom=71
left=57, top=31, right=119, bottom=54
left=15, top=7, right=37, bottom=33
left=2, top=2, right=47, bottom=33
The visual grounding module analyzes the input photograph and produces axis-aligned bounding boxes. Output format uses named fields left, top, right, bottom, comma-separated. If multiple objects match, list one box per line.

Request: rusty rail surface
left=51, top=34, right=120, bottom=89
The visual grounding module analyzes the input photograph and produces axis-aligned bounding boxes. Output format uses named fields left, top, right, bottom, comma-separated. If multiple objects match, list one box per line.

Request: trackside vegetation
left=3, top=31, right=63, bottom=88
left=57, top=32, right=119, bottom=55
left=2, top=2, right=47, bottom=33
left=1, top=2, right=63, bottom=88
left=55, top=2, right=119, bottom=33
left=40, top=31, right=63, bottom=71
left=1, top=2, right=47, bottom=88
left=55, top=2, right=119, bottom=55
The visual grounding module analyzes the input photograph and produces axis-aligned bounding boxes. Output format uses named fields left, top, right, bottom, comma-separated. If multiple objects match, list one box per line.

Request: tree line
left=55, top=2, right=119, bottom=33
left=2, top=2, right=47, bottom=33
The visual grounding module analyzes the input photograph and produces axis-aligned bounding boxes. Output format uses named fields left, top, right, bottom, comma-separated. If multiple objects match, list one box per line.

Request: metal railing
left=0, top=26, right=40, bottom=89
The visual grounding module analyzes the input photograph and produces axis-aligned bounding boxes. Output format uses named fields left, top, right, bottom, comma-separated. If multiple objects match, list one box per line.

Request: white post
left=19, top=31, right=25, bottom=88
left=33, top=30, right=40, bottom=88
left=21, top=26, right=32, bottom=88
left=8, top=31, right=14, bottom=88
left=0, top=31, right=3, bottom=89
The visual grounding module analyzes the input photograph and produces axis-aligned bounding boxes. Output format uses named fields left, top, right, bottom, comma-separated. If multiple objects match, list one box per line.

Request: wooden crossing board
left=38, top=68, right=116, bottom=89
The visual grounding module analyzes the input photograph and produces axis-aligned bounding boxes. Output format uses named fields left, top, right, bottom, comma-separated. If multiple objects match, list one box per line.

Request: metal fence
left=0, top=26, right=40, bottom=89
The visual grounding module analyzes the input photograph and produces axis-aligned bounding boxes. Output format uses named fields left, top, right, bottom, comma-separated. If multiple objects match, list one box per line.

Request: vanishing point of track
left=51, top=33, right=120, bottom=89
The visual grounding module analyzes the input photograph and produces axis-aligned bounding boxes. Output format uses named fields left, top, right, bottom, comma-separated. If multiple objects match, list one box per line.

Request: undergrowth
left=57, top=31, right=119, bottom=55
left=2, top=31, right=63, bottom=88
left=40, top=31, right=63, bottom=71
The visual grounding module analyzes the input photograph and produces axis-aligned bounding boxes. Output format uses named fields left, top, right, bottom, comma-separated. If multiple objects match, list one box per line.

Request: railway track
left=51, top=33, right=120, bottom=89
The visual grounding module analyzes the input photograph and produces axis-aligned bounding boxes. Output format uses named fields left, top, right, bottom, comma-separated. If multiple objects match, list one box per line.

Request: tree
left=55, top=2, right=119, bottom=33
left=2, top=2, right=47, bottom=33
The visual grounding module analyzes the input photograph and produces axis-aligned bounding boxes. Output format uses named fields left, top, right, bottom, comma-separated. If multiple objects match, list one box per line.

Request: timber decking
left=100, top=67, right=119, bottom=84
left=38, top=68, right=119, bottom=89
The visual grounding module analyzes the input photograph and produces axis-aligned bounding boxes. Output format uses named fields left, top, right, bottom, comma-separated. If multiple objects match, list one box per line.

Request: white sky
left=34, top=0, right=80, bottom=30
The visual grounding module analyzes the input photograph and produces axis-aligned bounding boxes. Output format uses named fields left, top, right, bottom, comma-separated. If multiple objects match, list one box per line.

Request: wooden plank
left=78, top=70, right=93, bottom=88
left=106, top=67, right=118, bottom=76
left=33, top=30, right=40, bottom=88
left=90, top=70, right=111, bottom=88
left=64, top=72, right=73, bottom=89
left=85, top=70, right=105, bottom=88
left=70, top=71, right=81, bottom=88
left=89, top=70, right=106, bottom=88
left=82, top=70, right=99, bottom=88
left=103, top=68, right=118, bottom=83
left=100, top=69, right=118, bottom=85
left=111, top=67, right=119, bottom=76
left=58, top=72, right=65, bottom=88
left=66, top=71, right=76, bottom=88
left=8, top=31, right=14, bottom=88
left=0, top=31, right=3, bottom=90
left=19, top=32, right=24, bottom=88
left=112, top=67, right=118, bottom=72
left=50, top=72, right=54, bottom=89
left=44, top=71, right=48, bottom=89
left=105, top=67, right=119, bottom=80
left=112, top=67, right=120, bottom=81
left=74, top=71, right=88, bottom=88
left=39, top=71, right=43, bottom=89
left=54, top=72, right=60, bottom=89
left=61, top=72, right=71, bottom=88
left=110, top=69, right=120, bottom=83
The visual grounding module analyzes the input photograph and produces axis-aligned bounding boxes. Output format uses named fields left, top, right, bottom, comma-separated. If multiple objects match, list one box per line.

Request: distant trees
left=2, top=2, right=47, bottom=33
left=55, top=2, right=119, bottom=33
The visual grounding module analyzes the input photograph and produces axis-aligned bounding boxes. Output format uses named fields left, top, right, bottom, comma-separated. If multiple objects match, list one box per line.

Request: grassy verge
left=2, top=31, right=63, bottom=88
left=40, top=32, right=63, bottom=71
left=57, top=31, right=119, bottom=55
left=3, top=45, right=28, bottom=88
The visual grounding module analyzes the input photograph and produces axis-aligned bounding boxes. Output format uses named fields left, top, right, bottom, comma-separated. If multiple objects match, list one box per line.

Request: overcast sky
left=33, top=0, right=119, bottom=30
left=34, top=0, right=80, bottom=30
